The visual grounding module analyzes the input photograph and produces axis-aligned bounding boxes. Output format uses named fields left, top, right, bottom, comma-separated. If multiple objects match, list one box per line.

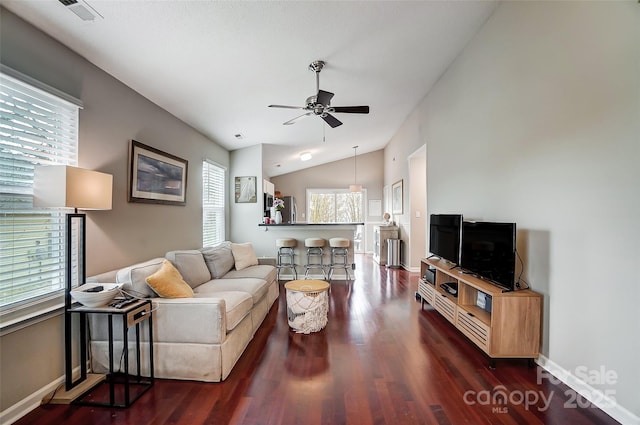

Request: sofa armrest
left=150, top=298, right=227, bottom=344
left=258, top=257, right=276, bottom=267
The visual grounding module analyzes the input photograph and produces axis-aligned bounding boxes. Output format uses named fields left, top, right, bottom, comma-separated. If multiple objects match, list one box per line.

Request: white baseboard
left=537, top=355, right=639, bottom=425
left=0, top=375, right=64, bottom=425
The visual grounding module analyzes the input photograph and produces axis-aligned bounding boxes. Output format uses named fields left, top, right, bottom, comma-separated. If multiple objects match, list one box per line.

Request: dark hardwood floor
left=16, top=254, right=618, bottom=425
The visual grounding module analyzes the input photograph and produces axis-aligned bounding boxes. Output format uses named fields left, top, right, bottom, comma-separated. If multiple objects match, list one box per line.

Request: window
left=0, top=69, right=80, bottom=320
left=307, top=188, right=364, bottom=224
left=202, top=159, right=226, bottom=246
left=307, top=188, right=365, bottom=252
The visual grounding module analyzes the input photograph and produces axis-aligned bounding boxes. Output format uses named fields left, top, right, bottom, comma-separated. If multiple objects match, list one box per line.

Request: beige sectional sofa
left=87, top=242, right=279, bottom=382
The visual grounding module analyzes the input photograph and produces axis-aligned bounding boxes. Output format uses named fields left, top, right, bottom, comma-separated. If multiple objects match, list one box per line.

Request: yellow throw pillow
left=145, top=259, right=194, bottom=298
left=231, top=242, right=259, bottom=271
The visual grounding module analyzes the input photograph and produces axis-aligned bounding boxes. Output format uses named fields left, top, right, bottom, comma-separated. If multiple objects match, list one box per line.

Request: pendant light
left=349, top=145, right=362, bottom=192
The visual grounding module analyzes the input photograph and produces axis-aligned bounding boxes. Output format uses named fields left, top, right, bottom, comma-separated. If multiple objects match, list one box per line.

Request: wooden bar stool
left=328, top=237, right=351, bottom=281
left=276, top=238, right=298, bottom=280
left=304, top=238, right=327, bottom=280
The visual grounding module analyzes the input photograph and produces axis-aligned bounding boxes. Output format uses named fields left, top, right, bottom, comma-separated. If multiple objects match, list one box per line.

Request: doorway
left=408, top=145, right=427, bottom=271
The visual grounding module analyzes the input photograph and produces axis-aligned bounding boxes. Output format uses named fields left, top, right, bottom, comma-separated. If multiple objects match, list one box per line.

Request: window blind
left=202, top=159, right=225, bottom=247
left=0, top=71, right=79, bottom=314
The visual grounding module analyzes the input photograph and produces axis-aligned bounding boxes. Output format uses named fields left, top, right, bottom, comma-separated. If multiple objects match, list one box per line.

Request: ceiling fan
left=269, top=60, right=370, bottom=128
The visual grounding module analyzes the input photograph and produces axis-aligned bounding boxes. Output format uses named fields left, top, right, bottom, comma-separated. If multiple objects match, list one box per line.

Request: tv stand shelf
left=418, top=258, right=541, bottom=362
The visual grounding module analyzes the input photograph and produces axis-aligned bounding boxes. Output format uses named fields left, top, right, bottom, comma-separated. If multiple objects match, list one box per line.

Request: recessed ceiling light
left=300, top=152, right=312, bottom=161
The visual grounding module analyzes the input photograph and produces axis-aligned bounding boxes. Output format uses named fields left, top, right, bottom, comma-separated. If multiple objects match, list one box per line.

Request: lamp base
left=43, top=373, right=105, bottom=404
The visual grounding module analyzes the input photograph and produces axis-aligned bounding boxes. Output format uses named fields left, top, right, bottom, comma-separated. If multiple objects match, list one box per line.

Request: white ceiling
left=3, top=0, right=497, bottom=177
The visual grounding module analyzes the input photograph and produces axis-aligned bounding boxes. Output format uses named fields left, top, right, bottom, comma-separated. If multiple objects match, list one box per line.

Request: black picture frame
left=128, top=140, right=188, bottom=205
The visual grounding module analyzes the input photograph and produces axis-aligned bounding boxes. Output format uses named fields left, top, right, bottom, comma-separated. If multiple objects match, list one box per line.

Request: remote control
left=85, top=285, right=104, bottom=293
left=109, top=298, right=137, bottom=309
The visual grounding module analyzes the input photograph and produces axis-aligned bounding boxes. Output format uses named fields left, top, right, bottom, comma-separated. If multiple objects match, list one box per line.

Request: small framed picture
left=235, top=176, right=257, bottom=203
left=128, top=140, right=188, bottom=205
left=392, top=179, right=403, bottom=215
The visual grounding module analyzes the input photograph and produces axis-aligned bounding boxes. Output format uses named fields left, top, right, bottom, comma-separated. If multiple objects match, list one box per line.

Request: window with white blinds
left=202, top=159, right=225, bottom=246
left=0, top=70, right=80, bottom=317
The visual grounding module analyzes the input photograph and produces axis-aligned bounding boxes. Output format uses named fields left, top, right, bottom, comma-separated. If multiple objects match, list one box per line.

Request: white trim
left=0, top=64, right=83, bottom=108
left=0, top=302, right=64, bottom=336
left=536, top=355, right=639, bottom=425
left=407, top=144, right=426, bottom=159
left=0, top=369, right=70, bottom=425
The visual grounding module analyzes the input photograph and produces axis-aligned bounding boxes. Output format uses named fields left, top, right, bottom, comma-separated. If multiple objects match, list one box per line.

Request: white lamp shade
left=33, top=165, right=113, bottom=210
left=349, top=184, right=362, bottom=192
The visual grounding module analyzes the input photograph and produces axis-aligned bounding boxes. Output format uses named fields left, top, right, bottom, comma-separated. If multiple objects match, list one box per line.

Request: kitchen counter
left=256, top=222, right=364, bottom=279
left=258, top=222, right=364, bottom=227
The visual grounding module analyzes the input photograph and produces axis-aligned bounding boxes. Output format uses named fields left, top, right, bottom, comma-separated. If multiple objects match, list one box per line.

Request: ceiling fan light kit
left=269, top=60, right=370, bottom=129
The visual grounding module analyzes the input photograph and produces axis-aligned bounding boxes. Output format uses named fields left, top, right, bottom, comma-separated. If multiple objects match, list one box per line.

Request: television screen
left=460, top=221, right=516, bottom=291
left=429, top=214, right=462, bottom=264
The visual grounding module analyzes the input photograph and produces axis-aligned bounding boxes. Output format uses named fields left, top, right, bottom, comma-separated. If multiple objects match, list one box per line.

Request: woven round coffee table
left=284, top=279, right=330, bottom=334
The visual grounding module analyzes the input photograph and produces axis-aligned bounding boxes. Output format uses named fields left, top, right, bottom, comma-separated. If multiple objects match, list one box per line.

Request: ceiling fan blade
left=269, top=104, right=305, bottom=109
left=321, top=113, right=342, bottom=128
left=316, top=90, right=334, bottom=106
left=283, top=112, right=313, bottom=125
left=332, top=106, right=370, bottom=114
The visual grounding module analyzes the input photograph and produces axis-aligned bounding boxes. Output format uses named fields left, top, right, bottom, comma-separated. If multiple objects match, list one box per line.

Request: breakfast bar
left=258, top=222, right=363, bottom=280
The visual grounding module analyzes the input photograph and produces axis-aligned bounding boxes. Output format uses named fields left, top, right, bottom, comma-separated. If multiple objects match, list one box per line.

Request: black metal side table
left=68, top=299, right=154, bottom=407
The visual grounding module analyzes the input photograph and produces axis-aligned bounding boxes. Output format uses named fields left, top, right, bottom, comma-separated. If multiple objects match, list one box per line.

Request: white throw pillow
left=231, top=242, right=259, bottom=271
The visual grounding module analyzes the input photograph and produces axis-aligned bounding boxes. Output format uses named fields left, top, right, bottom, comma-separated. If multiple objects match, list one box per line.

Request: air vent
left=58, top=0, right=103, bottom=22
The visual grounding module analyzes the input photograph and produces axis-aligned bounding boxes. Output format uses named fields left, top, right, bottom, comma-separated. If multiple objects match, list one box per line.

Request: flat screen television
left=460, top=221, right=516, bottom=292
left=429, top=214, right=462, bottom=264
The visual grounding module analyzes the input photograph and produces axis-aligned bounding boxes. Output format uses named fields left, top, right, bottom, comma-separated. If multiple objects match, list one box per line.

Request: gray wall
left=0, top=9, right=228, bottom=412
left=384, top=2, right=639, bottom=421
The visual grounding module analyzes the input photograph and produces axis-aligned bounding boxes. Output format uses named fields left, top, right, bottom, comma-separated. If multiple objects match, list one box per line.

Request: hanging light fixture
left=349, top=145, right=362, bottom=192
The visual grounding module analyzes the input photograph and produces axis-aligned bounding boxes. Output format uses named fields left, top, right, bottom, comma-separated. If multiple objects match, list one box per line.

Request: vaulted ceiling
left=3, top=0, right=498, bottom=176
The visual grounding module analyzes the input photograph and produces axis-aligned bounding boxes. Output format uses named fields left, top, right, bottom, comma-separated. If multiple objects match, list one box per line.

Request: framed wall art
left=128, top=140, right=188, bottom=205
left=392, top=179, right=403, bottom=215
left=235, top=176, right=257, bottom=203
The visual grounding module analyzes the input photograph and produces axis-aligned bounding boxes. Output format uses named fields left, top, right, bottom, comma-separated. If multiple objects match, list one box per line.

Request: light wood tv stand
left=418, top=257, right=542, bottom=367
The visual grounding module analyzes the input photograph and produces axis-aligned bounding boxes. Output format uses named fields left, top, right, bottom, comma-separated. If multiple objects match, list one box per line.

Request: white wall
left=229, top=145, right=269, bottom=253
left=385, top=2, right=639, bottom=422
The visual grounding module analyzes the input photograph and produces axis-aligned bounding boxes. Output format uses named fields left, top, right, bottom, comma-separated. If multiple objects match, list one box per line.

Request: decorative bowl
left=70, top=283, right=122, bottom=307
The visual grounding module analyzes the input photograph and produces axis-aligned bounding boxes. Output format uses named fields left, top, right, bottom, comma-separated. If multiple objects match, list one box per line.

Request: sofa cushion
left=146, top=259, right=195, bottom=298
left=195, top=278, right=269, bottom=305
left=193, top=290, right=253, bottom=331
left=223, top=264, right=277, bottom=284
left=231, top=242, right=258, bottom=271
left=200, top=242, right=235, bottom=279
left=165, top=250, right=211, bottom=288
left=116, top=257, right=164, bottom=298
